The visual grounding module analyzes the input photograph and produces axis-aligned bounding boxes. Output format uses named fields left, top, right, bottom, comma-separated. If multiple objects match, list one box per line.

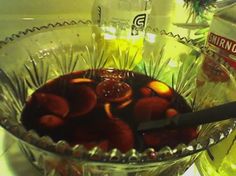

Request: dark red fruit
left=134, top=97, right=170, bottom=122
left=39, top=114, right=64, bottom=128
left=96, top=79, right=132, bottom=103
left=32, top=93, right=69, bottom=117
left=67, top=85, right=97, bottom=117
left=71, top=119, right=134, bottom=152
left=166, top=108, right=179, bottom=118
left=180, top=127, right=198, bottom=142
left=143, top=127, right=198, bottom=149
left=106, top=119, right=134, bottom=152
left=142, top=132, right=162, bottom=147
left=142, top=130, right=180, bottom=148
left=71, top=126, right=109, bottom=151
left=139, top=87, right=153, bottom=97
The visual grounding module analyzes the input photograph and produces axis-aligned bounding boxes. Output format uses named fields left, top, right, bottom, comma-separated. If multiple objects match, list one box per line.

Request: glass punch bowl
left=0, top=20, right=235, bottom=176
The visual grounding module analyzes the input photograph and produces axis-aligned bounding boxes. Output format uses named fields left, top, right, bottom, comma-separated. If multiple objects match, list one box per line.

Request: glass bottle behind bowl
left=196, top=3, right=236, bottom=176
left=91, top=0, right=151, bottom=69
left=196, top=3, right=236, bottom=100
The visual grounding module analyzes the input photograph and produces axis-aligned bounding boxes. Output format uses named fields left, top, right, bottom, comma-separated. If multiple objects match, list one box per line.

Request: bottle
left=196, top=3, right=236, bottom=102
left=147, top=0, right=176, bottom=31
left=143, top=0, right=176, bottom=57
left=91, top=0, right=151, bottom=70
left=196, top=3, right=236, bottom=176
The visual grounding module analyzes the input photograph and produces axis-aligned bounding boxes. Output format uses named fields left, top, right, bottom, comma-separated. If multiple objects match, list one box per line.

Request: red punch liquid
left=21, top=69, right=197, bottom=152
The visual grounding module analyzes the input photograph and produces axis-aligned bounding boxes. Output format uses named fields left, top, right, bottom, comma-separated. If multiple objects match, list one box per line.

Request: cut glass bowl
left=0, top=20, right=235, bottom=176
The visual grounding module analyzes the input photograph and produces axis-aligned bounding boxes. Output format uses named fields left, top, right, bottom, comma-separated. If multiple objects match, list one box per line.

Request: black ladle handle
left=138, top=101, right=236, bottom=132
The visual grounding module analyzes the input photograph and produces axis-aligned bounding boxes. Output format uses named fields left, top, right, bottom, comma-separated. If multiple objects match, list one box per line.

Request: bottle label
left=208, top=33, right=236, bottom=56
left=207, top=32, right=236, bottom=68
left=98, top=5, right=150, bottom=37
left=131, top=13, right=148, bottom=35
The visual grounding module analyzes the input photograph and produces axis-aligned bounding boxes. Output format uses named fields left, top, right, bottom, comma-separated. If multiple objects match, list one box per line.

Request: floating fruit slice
left=147, top=81, right=173, bottom=98
left=143, top=127, right=198, bottom=149
left=32, top=93, right=69, bottom=117
left=142, top=132, right=162, bottom=147
left=70, top=119, right=110, bottom=151
left=166, top=108, right=179, bottom=118
left=70, top=78, right=93, bottom=84
left=71, top=118, right=134, bottom=152
left=39, top=114, right=64, bottom=128
left=139, top=87, right=153, bottom=97
left=117, top=99, right=132, bottom=109
left=104, top=103, right=115, bottom=119
left=68, top=85, right=97, bottom=117
left=96, top=79, right=132, bottom=102
left=134, top=97, right=170, bottom=122
left=106, top=119, right=134, bottom=152
left=69, top=118, right=106, bottom=148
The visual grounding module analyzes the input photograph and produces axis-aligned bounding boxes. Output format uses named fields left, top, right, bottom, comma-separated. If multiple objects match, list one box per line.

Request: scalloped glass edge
left=0, top=20, right=235, bottom=164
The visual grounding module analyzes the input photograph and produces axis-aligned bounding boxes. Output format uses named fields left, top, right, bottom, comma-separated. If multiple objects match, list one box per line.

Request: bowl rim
left=0, top=19, right=235, bottom=164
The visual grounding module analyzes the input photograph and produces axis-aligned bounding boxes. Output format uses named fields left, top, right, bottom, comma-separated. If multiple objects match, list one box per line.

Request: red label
left=208, top=32, right=236, bottom=56
left=208, top=33, right=236, bottom=69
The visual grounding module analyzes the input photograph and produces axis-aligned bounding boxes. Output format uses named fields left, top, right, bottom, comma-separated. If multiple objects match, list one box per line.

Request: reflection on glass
left=196, top=129, right=236, bottom=176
